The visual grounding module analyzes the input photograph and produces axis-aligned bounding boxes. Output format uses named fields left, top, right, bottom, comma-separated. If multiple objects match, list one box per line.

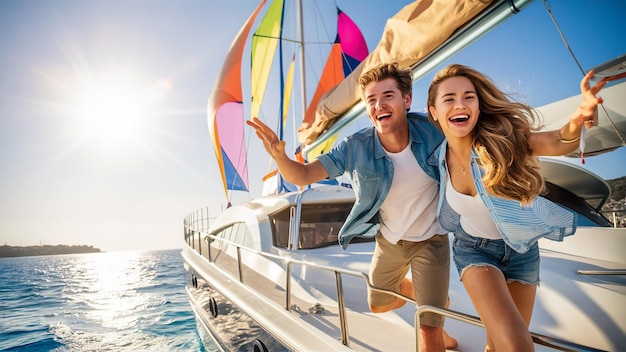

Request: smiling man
left=247, top=62, right=455, bottom=351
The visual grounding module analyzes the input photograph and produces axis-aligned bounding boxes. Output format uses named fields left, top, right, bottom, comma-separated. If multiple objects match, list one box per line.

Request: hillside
left=0, top=244, right=101, bottom=258
left=606, top=176, right=626, bottom=203
left=603, top=175, right=626, bottom=227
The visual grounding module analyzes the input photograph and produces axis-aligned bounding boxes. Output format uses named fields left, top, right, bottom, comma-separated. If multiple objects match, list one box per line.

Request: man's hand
left=247, top=117, right=287, bottom=160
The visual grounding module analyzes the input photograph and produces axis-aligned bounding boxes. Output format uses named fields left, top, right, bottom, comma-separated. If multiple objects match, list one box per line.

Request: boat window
left=269, top=202, right=375, bottom=249
left=298, top=203, right=376, bottom=249
left=543, top=182, right=612, bottom=227
left=297, top=203, right=353, bottom=249
left=270, top=209, right=290, bottom=249
left=576, top=216, right=605, bottom=227
left=212, top=222, right=253, bottom=248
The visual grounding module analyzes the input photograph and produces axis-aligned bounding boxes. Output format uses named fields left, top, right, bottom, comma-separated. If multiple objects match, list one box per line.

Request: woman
left=426, top=64, right=606, bottom=351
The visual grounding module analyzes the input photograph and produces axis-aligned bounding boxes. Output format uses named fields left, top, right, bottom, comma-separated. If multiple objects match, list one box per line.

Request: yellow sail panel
left=207, top=0, right=266, bottom=196
left=282, top=54, right=295, bottom=128
left=306, top=134, right=338, bottom=161
left=250, top=0, right=284, bottom=119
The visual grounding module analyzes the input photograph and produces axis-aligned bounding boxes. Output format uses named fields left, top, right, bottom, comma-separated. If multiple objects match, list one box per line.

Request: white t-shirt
left=445, top=174, right=502, bottom=239
left=379, top=144, right=444, bottom=244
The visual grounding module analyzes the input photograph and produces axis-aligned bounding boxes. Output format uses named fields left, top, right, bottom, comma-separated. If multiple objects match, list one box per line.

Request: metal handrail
left=184, top=209, right=605, bottom=352
left=207, top=232, right=364, bottom=346
left=578, top=269, right=626, bottom=275
left=184, top=216, right=401, bottom=347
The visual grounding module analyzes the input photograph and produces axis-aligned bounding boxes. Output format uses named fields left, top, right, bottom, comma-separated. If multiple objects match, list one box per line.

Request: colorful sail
left=250, top=0, right=284, bottom=120
left=299, top=7, right=369, bottom=160
left=207, top=0, right=266, bottom=196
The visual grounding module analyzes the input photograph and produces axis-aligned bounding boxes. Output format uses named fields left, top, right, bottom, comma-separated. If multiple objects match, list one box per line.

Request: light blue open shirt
left=317, top=113, right=443, bottom=249
left=435, top=139, right=577, bottom=254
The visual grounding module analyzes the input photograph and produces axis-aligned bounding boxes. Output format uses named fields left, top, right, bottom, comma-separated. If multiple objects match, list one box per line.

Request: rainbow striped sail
left=208, top=0, right=368, bottom=197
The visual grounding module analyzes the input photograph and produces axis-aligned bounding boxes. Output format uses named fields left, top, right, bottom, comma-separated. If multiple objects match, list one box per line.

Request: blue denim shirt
left=317, top=113, right=443, bottom=249
left=435, top=140, right=577, bottom=253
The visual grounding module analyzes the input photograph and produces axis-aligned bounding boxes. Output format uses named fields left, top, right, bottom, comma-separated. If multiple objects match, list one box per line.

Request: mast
left=296, top=0, right=307, bottom=120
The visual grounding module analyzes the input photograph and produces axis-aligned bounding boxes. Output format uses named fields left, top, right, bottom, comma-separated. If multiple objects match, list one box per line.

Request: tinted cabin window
left=270, top=209, right=291, bottom=249
left=269, top=202, right=374, bottom=250
left=543, top=182, right=612, bottom=227
left=297, top=203, right=351, bottom=249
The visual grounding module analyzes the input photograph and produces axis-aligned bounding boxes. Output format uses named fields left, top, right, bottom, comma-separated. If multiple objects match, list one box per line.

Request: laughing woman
left=426, top=64, right=606, bottom=351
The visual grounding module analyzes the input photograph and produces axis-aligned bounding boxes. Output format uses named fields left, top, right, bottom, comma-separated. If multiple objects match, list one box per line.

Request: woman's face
left=428, top=76, right=480, bottom=140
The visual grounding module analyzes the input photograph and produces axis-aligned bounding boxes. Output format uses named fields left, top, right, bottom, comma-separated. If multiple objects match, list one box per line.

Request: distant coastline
left=0, top=244, right=101, bottom=258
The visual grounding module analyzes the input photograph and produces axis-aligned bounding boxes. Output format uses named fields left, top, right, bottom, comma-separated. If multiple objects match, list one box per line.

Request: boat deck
left=183, top=225, right=624, bottom=351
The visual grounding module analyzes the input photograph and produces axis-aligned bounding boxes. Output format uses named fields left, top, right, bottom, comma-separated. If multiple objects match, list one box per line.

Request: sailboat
left=183, top=0, right=626, bottom=351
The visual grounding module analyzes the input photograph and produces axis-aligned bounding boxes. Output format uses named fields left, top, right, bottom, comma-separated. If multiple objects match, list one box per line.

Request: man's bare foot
left=443, top=297, right=458, bottom=349
left=443, top=328, right=458, bottom=349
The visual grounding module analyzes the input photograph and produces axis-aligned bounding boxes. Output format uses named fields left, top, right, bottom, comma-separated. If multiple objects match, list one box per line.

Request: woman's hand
left=572, top=70, right=608, bottom=129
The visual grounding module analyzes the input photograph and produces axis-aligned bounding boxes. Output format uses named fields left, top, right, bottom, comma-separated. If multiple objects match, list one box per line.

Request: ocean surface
left=0, top=249, right=206, bottom=352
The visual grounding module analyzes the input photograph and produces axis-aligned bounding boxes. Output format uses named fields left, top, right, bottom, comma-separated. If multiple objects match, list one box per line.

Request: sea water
left=0, top=249, right=205, bottom=351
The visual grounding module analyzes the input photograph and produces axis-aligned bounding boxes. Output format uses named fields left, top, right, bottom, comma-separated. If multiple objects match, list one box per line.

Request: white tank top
left=379, top=144, right=444, bottom=244
left=445, top=173, right=502, bottom=239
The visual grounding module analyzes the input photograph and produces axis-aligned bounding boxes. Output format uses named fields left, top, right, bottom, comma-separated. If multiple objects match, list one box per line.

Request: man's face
left=363, top=77, right=411, bottom=135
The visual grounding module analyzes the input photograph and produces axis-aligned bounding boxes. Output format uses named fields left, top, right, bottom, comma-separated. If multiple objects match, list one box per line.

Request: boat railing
left=184, top=209, right=604, bottom=352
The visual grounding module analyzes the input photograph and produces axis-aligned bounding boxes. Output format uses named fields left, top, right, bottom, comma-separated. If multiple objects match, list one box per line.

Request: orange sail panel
left=301, top=43, right=344, bottom=134
left=250, top=0, right=284, bottom=119
left=207, top=0, right=266, bottom=194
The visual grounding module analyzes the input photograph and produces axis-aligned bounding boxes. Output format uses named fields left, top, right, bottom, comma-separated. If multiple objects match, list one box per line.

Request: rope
left=542, top=0, right=626, bottom=153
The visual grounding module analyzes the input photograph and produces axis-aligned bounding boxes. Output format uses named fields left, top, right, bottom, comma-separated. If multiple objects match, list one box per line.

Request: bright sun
left=68, top=71, right=170, bottom=156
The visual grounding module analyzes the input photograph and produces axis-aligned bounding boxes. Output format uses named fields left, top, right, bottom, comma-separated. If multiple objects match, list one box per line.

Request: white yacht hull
left=182, top=185, right=626, bottom=351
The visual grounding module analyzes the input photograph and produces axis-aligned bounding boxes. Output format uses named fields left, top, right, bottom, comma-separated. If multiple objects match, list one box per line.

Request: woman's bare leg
left=462, top=266, right=534, bottom=352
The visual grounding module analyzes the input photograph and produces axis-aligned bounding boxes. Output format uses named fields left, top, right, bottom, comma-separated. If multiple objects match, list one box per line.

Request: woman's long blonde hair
left=427, top=64, right=544, bottom=204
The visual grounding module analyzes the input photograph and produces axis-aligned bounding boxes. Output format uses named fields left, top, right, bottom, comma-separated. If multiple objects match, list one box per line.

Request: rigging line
left=543, top=0, right=626, bottom=146
left=542, top=0, right=584, bottom=76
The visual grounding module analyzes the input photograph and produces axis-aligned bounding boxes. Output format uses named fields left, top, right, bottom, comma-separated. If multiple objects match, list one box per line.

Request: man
left=247, top=63, right=456, bottom=351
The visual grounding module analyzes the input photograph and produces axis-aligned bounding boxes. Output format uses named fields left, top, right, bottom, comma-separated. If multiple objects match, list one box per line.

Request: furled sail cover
left=250, top=0, right=284, bottom=120
left=301, top=7, right=369, bottom=159
left=297, top=0, right=493, bottom=145
left=207, top=0, right=266, bottom=195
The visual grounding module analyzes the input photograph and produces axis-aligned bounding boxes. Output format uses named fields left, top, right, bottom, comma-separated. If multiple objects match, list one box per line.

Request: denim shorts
left=452, top=230, right=540, bottom=286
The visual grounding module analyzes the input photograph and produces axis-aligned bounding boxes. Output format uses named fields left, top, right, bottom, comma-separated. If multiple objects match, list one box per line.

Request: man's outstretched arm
left=247, top=117, right=329, bottom=186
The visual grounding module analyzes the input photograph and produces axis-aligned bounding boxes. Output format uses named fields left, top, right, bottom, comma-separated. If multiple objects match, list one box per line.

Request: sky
left=1, top=0, right=624, bottom=252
